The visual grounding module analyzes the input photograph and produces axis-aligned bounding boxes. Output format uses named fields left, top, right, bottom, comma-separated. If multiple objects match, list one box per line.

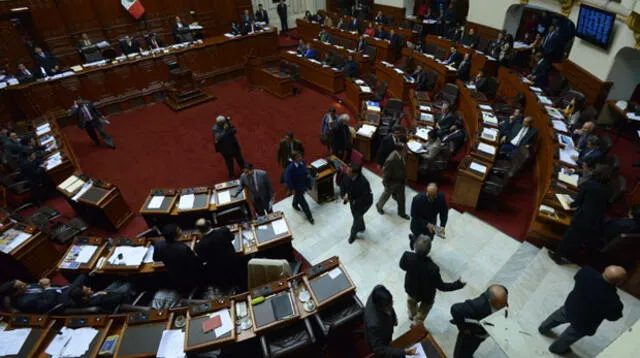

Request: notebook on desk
left=253, top=292, right=294, bottom=328
left=117, top=323, right=165, bottom=356
left=309, top=267, right=352, bottom=304
left=79, top=186, right=109, bottom=204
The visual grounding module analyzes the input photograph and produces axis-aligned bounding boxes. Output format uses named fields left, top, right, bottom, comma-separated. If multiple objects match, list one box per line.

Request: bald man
left=573, top=121, right=595, bottom=152
left=451, top=284, right=509, bottom=358
left=409, top=183, right=449, bottom=249
left=538, top=266, right=625, bottom=355
left=194, top=218, right=239, bottom=290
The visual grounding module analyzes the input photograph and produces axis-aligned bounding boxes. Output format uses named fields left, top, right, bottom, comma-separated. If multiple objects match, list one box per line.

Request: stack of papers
left=271, top=218, right=289, bottom=235
left=287, top=50, right=296, bottom=55
left=177, top=194, right=195, bottom=210
left=380, top=61, right=392, bottom=67
left=354, top=79, right=365, bottom=85
left=559, top=148, right=579, bottom=166
left=555, top=193, right=575, bottom=210
left=365, top=101, right=381, bottom=112
left=393, top=68, right=404, bottom=74
left=36, top=123, right=51, bottom=136
left=546, top=106, right=565, bottom=120
left=224, top=33, right=236, bottom=38
left=478, top=143, right=497, bottom=155
left=537, top=94, right=552, bottom=105
left=415, top=127, right=431, bottom=141
left=478, top=104, right=493, bottom=111
left=71, top=180, right=93, bottom=202
left=0, top=328, right=31, bottom=356
left=142, top=245, right=155, bottom=264
left=58, top=175, right=84, bottom=193
left=419, top=105, right=431, bottom=112
left=107, top=246, right=148, bottom=266
left=558, top=168, right=579, bottom=187
left=406, top=342, right=427, bottom=357
left=529, top=86, right=543, bottom=93
left=218, top=190, right=232, bottom=205
left=482, top=111, right=498, bottom=125
left=481, top=127, right=499, bottom=142
left=0, top=229, right=32, bottom=254
left=466, top=83, right=476, bottom=90
left=73, top=245, right=98, bottom=264
left=157, top=330, right=185, bottom=358
left=446, top=65, right=457, bottom=71
left=628, top=112, right=640, bottom=121
left=147, top=196, right=165, bottom=209
left=359, top=86, right=372, bottom=93
left=45, top=327, right=98, bottom=358
left=407, top=140, right=426, bottom=153
left=615, top=100, right=628, bottom=110
left=44, top=152, right=63, bottom=170
left=557, top=134, right=574, bottom=148
left=469, top=162, right=487, bottom=174
left=552, top=120, right=568, bottom=133
left=356, top=124, right=377, bottom=138
left=521, top=77, right=533, bottom=84
left=419, top=112, right=434, bottom=122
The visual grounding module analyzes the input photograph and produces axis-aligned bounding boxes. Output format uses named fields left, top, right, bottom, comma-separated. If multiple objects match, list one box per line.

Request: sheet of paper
left=407, top=342, right=427, bottom=357
left=271, top=218, right=288, bottom=235
left=420, top=112, right=434, bottom=122
left=407, top=140, right=426, bottom=154
left=558, top=169, right=579, bottom=187
left=478, top=104, right=492, bottom=111
left=218, top=190, right=232, bottom=205
left=481, top=128, right=498, bottom=141
left=466, top=83, right=476, bottom=90
left=356, top=124, right=376, bottom=137
left=628, top=112, right=640, bottom=121
left=0, top=328, right=31, bottom=356
left=557, top=134, right=574, bottom=149
left=76, top=245, right=98, bottom=263
left=71, top=180, right=93, bottom=202
left=419, top=105, right=431, bottom=112
left=537, top=94, right=552, bottom=105
left=108, top=246, right=148, bottom=266
left=393, top=68, right=404, bottom=74
left=148, top=196, right=165, bottom=209
left=143, top=245, right=155, bottom=264
left=616, top=100, right=628, bottom=111
left=469, top=162, right=487, bottom=174
left=552, top=120, right=568, bottom=132
left=482, top=111, right=498, bottom=125
left=478, top=143, right=496, bottom=155
left=0, top=229, right=32, bottom=253
left=415, top=127, right=431, bottom=141
left=59, top=175, right=79, bottom=191
left=156, top=329, right=185, bottom=358
left=213, top=308, right=233, bottom=337
left=177, top=194, right=195, bottom=210
left=354, top=79, right=364, bottom=85
left=529, top=86, right=542, bottom=93
left=328, top=267, right=342, bottom=279
left=359, top=85, right=372, bottom=93
left=45, top=327, right=71, bottom=356
left=209, top=192, right=217, bottom=205
left=559, top=148, right=579, bottom=166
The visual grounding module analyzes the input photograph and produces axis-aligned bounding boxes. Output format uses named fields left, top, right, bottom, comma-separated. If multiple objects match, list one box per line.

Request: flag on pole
left=121, top=0, right=145, bottom=19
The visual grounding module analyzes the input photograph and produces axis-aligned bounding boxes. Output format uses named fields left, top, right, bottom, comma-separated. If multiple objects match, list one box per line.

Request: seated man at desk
left=19, top=150, right=47, bottom=194
left=255, top=3, right=269, bottom=25
left=572, top=135, right=604, bottom=168
left=374, top=11, right=385, bottom=24
left=487, top=31, right=506, bottom=60
left=473, top=69, right=490, bottom=95
left=173, top=16, right=193, bottom=43
left=235, top=164, right=274, bottom=216
left=336, top=15, right=348, bottom=30
left=120, top=35, right=141, bottom=55
left=442, top=123, right=466, bottom=155
left=389, top=29, right=402, bottom=49
left=303, top=43, right=318, bottom=59
left=68, top=277, right=133, bottom=312
left=461, top=27, right=480, bottom=48
left=411, top=65, right=428, bottom=91
left=498, top=108, right=523, bottom=135
left=146, top=33, right=164, bottom=50
left=33, top=47, right=60, bottom=76
left=448, top=25, right=465, bottom=43
left=15, top=63, right=39, bottom=84
left=443, top=45, right=463, bottom=68
left=77, top=33, right=103, bottom=63
left=318, top=29, right=331, bottom=43
left=231, top=21, right=242, bottom=36
left=602, top=204, right=640, bottom=242
left=323, top=52, right=339, bottom=68
left=573, top=121, right=595, bottom=152
left=344, top=55, right=359, bottom=78
left=297, top=39, right=306, bottom=55
left=375, top=24, right=389, bottom=39
left=348, top=15, right=360, bottom=32
left=420, top=130, right=443, bottom=170
left=153, top=223, right=202, bottom=292
left=194, top=219, right=240, bottom=294
left=499, top=116, right=537, bottom=156
left=457, top=52, right=472, bottom=82
left=364, top=285, right=417, bottom=357
left=435, top=102, right=458, bottom=137
left=356, top=35, right=368, bottom=53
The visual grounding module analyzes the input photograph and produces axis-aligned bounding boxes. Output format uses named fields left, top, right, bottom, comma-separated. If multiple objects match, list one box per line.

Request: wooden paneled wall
left=553, top=60, right=613, bottom=112
left=0, top=0, right=253, bottom=67
left=371, top=3, right=405, bottom=25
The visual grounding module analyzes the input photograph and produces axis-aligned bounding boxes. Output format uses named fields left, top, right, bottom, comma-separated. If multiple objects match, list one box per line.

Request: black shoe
left=308, top=217, right=314, bottom=225
left=399, top=214, right=410, bottom=220
left=538, top=326, right=552, bottom=336
left=409, top=234, right=415, bottom=250
left=377, top=207, right=384, bottom=215
left=348, top=235, right=356, bottom=244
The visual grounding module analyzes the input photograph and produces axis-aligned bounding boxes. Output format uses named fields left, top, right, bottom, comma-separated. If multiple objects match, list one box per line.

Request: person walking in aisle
left=409, top=182, right=449, bottom=249
left=376, top=141, right=410, bottom=220
left=277, top=0, right=289, bottom=33
left=284, top=151, right=314, bottom=224
left=68, top=97, right=115, bottom=149
left=341, top=163, right=373, bottom=244
left=213, top=115, right=245, bottom=178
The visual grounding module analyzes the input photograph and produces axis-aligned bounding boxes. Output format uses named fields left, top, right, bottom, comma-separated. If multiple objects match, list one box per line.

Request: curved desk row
left=1, top=256, right=356, bottom=357
left=425, top=34, right=499, bottom=77
left=1, top=30, right=279, bottom=122
left=30, top=119, right=80, bottom=187
left=307, top=38, right=373, bottom=75
left=281, top=51, right=345, bottom=93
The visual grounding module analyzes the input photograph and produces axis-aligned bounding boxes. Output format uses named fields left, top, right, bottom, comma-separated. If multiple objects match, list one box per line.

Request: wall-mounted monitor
left=576, top=3, right=616, bottom=50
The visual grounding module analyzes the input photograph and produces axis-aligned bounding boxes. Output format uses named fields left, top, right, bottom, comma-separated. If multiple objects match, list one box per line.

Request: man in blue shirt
left=303, top=43, right=317, bottom=59
left=284, top=151, right=314, bottom=224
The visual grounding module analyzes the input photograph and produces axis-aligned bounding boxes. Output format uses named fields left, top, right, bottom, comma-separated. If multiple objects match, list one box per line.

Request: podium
left=165, top=66, right=215, bottom=111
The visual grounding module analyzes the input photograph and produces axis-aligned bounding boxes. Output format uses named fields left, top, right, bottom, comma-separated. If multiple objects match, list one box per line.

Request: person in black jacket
left=277, top=0, right=288, bottom=33
left=457, top=52, right=471, bottom=81
left=213, top=115, right=245, bottom=178
left=343, top=55, right=359, bottom=78
left=410, top=183, right=448, bottom=248
left=435, top=102, right=458, bottom=137
left=120, top=35, right=141, bottom=55
left=331, top=114, right=352, bottom=162
left=376, top=127, right=406, bottom=169
left=146, top=33, right=164, bottom=50
left=441, top=123, right=466, bottom=154
left=538, top=266, right=625, bottom=355
left=550, top=165, right=612, bottom=264
left=15, top=63, right=39, bottom=84
left=194, top=218, right=240, bottom=290
left=364, top=285, right=417, bottom=357
left=528, top=53, right=551, bottom=90
left=451, top=284, right=509, bottom=358
left=400, top=236, right=465, bottom=327
left=411, top=65, right=428, bottom=91
left=255, top=4, right=269, bottom=24
left=461, top=28, right=479, bottom=48
left=33, top=47, right=60, bottom=76
left=443, top=45, right=463, bottom=67
left=602, top=204, right=640, bottom=241
left=2, top=276, right=84, bottom=313
left=69, top=97, right=116, bottom=149
left=68, top=277, right=133, bottom=312
left=153, top=223, right=202, bottom=291
left=341, top=163, right=373, bottom=244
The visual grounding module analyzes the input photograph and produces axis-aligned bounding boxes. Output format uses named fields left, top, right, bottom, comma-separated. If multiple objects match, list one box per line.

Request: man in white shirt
left=499, top=116, right=538, bottom=156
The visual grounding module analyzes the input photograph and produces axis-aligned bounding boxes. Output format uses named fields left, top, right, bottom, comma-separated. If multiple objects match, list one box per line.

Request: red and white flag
left=121, top=0, right=145, bottom=19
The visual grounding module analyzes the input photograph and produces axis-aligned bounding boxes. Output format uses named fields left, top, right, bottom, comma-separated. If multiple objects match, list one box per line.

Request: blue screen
left=576, top=4, right=615, bottom=49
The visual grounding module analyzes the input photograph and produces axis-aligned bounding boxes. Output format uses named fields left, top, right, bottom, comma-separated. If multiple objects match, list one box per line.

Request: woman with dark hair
left=565, top=96, right=586, bottom=129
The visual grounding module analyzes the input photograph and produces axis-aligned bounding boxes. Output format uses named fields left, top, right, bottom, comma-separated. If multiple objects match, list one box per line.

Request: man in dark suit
left=443, top=45, right=462, bottom=67
left=68, top=276, right=133, bottom=312
left=375, top=24, right=389, bottom=40
left=2, top=277, right=78, bottom=314
left=341, top=163, right=373, bottom=244
left=77, top=32, right=103, bottom=62
left=231, top=22, right=242, bottom=36
left=473, top=68, right=489, bottom=94
left=15, top=63, right=39, bottom=84
left=284, top=151, right=314, bottom=224
left=348, top=16, right=360, bottom=32
left=173, top=16, right=193, bottom=43
left=376, top=141, right=409, bottom=220
left=331, top=114, right=352, bottom=162
left=194, top=219, right=240, bottom=289
left=602, top=204, right=640, bottom=241
left=410, top=183, right=449, bottom=248
left=276, top=131, right=304, bottom=170
left=528, top=54, right=551, bottom=89
left=448, top=25, right=464, bottom=43
left=343, top=55, right=359, bottom=78
left=69, top=97, right=116, bottom=149
left=235, top=164, right=274, bottom=216
left=573, top=135, right=603, bottom=168
left=451, top=285, right=509, bottom=358
left=374, top=11, right=385, bottom=24
left=213, top=115, right=245, bottom=178
left=303, top=43, right=318, bottom=59
left=435, top=102, right=457, bottom=137
left=539, top=266, right=625, bottom=355
left=33, top=47, right=60, bottom=76
left=389, top=29, right=402, bottom=57
left=255, top=3, right=269, bottom=24
left=146, top=33, right=164, bottom=50
left=411, top=65, right=428, bottom=91
left=153, top=224, right=202, bottom=291
left=241, top=9, right=255, bottom=33
left=277, top=0, right=288, bottom=32
left=550, top=165, right=612, bottom=264
left=498, top=108, right=523, bottom=135
left=573, top=121, right=595, bottom=152
left=400, top=236, right=465, bottom=327
left=364, top=285, right=418, bottom=357
left=356, top=35, right=368, bottom=53
left=457, top=52, right=472, bottom=81
left=461, top=28, right=479, bottom=48
left=541, top=23, right=564, bottom=63
left=376, top=127, right=405, bottom=169
left=487, top=31, right=505, bottom=59
left=20, top=150, right=47, bottom=194
left=120, top=35, right=141, bottom=55
left=499, top=116, right=537, bottom=156
left=442, top=123, right=466, bottom=154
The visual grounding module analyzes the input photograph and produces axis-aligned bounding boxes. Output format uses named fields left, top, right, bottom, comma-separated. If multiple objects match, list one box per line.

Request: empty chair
left=260, top=319, right=317, bottom=358
left=372, top=81, right=388, bottom=102
left=312, top=295, right=364, bottom=338
left=383, top=98, right=404, bottom=118
left=247, top=258, right=293, bottom=290
left=432, top=83, right=459, bottom=109
left=493, top=92, right=524, bottom=116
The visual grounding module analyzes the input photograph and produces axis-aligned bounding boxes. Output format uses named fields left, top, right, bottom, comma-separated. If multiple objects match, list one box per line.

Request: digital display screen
left=576, top=4, right=615, bottom=50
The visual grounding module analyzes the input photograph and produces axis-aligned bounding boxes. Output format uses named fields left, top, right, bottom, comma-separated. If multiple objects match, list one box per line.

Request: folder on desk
left=552, top=120, right=568, bottom=133
left=79, top=186, right=109, bottom=204
left=310, top=267, right=352, bottom=304
left=477, top=143, right=496, bottom=155
left=558, top=170, right=579, bottom=187
left=469, top=162, right=487, bottom=175
left=555, top=193, right=575, bottom=210
left=420, top=112, right=434, bottom=123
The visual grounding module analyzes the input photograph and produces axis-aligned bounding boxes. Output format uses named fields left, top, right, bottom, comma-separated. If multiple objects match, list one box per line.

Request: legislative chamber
left=0, top=0, right=639, bottom=357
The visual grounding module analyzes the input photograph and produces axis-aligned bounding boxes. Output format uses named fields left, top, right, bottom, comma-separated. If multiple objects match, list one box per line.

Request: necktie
left=511, top=127, right=528, bottom=146
left=81, top=105, right=92, bottom=121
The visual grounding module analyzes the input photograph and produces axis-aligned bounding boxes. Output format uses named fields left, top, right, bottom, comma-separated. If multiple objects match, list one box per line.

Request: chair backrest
left=247, top=258, right=292, bottom=290
left=440, top=83, right=459, bottom=105
left=425, top=71, right=438, bottom=91
left=386, top=98, right=403, bottom=112
left=549, top=73, right=570, bottom=97
left=486, top=77, right=500, bottom=99
left=600, top=135, right=613, bottom=155
left=609, top=175, right=627, bottom=205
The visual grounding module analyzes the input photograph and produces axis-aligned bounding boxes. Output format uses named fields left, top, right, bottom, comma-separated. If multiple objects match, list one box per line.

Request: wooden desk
left=344, top=78, right=373, bottom=116
left=0, top=220, right=59, bottom=278
left=185, top=298, right=237, bottom=353
left=401, top=47, right=457, bottom=92
left=114, top=310, right=173, bottom=357
left=248, top=278, right=300, bottom=334
left=32, top=120, right=80, bottom=186
left=1, top=30, right=279, bottom=122
left=56, top=236, right=108, bottom=275
left=139, top=189, right=179, bottom=227
left=0, top=313, right=55, bottom=358
left=309, top=38, right=373, bottom=74
left=35, top=315, right=113, bottom=357
left=391, top=325, right=446, bottom=358
left=281, top=51, right=345, bottom=93
left=303, top=256, right=356, bottom=309
left=247, top=57, right=294, bottom=98
left=309, top=156, right=346, bottom=204
left=452, top=156, right=492, bottom=209
left=426, top=35, right=498, bottom=77
left=375, top=62, right=411, bottom=102
left=57, top=173, right=133, bottom=232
